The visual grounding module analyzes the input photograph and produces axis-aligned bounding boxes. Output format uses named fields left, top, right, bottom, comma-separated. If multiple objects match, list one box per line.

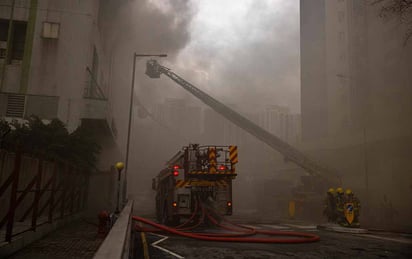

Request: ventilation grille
left=6, top=94, right=25, bottom=117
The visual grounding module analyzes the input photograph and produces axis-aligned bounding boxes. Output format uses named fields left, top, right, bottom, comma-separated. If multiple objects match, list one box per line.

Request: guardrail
left=93, top=200, right=134, bottom=259
left=0, top=149, right=88, bottom=242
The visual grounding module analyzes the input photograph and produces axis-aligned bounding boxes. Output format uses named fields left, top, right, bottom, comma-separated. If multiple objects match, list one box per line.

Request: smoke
left=114, top=0, right=300, bottom=117
left=101, top=0, right=196, bottom=151
left=173, top=0, right=300, bottom=114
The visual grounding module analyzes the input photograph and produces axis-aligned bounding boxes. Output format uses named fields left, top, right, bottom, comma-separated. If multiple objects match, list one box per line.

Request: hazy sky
left=140, top=0, right=300, bottom=113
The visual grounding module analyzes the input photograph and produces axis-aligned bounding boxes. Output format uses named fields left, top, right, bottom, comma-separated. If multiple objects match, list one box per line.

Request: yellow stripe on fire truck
left=189, top=171, right=208, bottom=175
left=229, top=145, right=238, bottom=164
left=189, top=180, right=229, bottom=187
left=208, top=147, right=217, bottom=174
left=176, top=180, right=229, bottom=187
left=216, top=180, right=228, bottom=187
left=175, top=180, right=190, bottom=188
left=189, top=171, right=235, bottom=175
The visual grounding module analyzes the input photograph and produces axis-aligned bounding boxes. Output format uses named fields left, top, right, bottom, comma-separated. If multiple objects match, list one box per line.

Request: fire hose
left=133, top=199, right=320, bottom=244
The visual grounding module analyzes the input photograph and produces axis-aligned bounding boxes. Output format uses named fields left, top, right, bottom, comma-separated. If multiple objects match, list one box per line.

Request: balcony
left=81, top=97, right=107, bottom=120
left=0, top=92, right=59, bottom=119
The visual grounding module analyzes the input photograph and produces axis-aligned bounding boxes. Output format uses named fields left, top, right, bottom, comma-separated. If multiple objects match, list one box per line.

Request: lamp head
left=115, top=162, right=125, bottom=171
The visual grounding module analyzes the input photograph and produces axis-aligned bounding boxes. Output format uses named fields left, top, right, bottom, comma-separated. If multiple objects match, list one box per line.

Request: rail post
left=69, top=169, right=74, bottom=215
left=5, top=149, right=22, bottom=242
left=48, top=162, right=58, bottom=223
left=31, top=156, right=43, bottom=230
left=60, top=164, right=70, bottom=218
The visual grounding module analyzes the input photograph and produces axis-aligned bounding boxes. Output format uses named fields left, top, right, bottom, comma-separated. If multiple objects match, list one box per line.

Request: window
left=11, top=22, right=26, bottom=62
left=339, top=51, right=346, bottom=61
left=338, top=31, right=345, bottom=41
left=338, top=11, right=345, bottom=23
left=0, top=20, right=8, bottom=41
left=0, top=19, right=27, bottom=64
left=0, top=20, right=9, bottom=60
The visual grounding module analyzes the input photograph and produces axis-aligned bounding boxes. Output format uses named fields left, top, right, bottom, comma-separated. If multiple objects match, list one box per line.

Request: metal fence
left=0, top=149, right=89, bottom=242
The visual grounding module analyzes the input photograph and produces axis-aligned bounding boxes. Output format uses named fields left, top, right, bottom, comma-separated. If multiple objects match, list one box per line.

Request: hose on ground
left=133, top=198, right=320, bottom=243
left=132, top=215, right=320, bottom=243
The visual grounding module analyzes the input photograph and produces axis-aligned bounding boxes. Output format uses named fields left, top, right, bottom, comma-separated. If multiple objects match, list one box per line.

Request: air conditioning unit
left=42, top=22, right=60, bottom=39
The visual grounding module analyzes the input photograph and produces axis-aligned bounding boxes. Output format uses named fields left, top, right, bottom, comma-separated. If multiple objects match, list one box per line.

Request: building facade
left=0, top=0, right=125, bottom=214
left=300, top=0, right=412, bottom=228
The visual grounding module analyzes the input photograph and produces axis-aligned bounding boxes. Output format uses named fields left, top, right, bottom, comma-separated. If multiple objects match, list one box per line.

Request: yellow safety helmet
left=327, top=188, right=335, bottom=193
left=346, top=189, right=353, bottom=195
left=336, top=187, right=344, bottom=194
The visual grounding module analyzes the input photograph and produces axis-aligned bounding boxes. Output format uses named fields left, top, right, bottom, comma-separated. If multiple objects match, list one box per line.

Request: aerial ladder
left=145, top=60, right=341, bottom=194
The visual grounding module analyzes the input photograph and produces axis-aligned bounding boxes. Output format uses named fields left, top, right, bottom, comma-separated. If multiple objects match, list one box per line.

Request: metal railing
left=0, top=149, right=89, bottom=242
left=84, top=67, right=107, bottom=100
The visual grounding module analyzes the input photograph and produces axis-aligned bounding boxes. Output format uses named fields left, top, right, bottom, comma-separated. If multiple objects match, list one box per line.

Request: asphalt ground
left=133, top=223, right=412, bottom=259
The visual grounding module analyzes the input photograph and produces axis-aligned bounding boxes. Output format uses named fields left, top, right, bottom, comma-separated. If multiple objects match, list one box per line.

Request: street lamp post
left=115, top=162, right=124, bottom=214
left=124, top=53, right=167, bottom=203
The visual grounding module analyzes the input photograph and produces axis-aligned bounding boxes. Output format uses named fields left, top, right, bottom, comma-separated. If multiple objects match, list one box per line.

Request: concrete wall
left=93, top=200, right=134, bottom=259
left=300, top=0, right=328, bottom=140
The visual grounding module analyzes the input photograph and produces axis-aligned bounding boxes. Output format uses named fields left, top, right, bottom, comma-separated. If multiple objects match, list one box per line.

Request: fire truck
left=152, top=144, right=238, bottom=225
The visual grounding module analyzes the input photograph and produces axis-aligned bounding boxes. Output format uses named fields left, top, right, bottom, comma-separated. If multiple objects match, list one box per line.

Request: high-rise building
left=300, top=0, right=328, bottom=140
left=301, top=0, right=412, bottom=141
left=300, top=0, right=412, bottom=227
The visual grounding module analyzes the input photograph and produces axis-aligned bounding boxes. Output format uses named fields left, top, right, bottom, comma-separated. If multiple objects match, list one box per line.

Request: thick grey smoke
left=101, top=0, right=195, bottom=151
left=173, top=0, right=300, bottom=114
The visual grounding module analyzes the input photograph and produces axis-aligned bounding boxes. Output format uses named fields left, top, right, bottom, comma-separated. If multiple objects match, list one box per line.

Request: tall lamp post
left=124, top=53, right=167, bottom=202
left=115, top=162, right=124, bottom=214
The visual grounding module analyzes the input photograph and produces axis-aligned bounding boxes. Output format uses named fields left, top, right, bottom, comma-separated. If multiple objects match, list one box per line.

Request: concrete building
left=300, top=0, right=412, bottom=229
left=0, top=0, right=124, bottom=214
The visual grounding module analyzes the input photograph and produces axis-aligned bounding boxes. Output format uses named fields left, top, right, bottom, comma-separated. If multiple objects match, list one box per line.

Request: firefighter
left=323, top=188, right=337, bottom=223
left=335, top=187, right=347, bottom=226
left=345, top=189, right=361, bottom=227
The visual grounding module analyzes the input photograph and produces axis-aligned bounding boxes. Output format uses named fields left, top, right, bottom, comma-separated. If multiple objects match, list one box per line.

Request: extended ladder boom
left=146, top=60, right=340, bottom=185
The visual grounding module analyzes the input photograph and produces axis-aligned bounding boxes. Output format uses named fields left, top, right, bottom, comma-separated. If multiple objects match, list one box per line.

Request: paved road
left=7, top=219, right=104, bottom=259
left=134, top=222, right=412, bottom=259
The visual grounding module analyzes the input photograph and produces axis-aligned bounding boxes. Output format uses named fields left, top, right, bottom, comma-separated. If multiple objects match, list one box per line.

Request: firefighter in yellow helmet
left=324, top=188, right=337, bottom=222
left=345, top=189, right=361, bottom=227
left=335, top=187, right=347, bottom=226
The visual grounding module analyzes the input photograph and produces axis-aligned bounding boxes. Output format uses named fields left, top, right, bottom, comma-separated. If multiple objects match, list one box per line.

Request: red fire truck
left=152, top=144, right=238, bottom=225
